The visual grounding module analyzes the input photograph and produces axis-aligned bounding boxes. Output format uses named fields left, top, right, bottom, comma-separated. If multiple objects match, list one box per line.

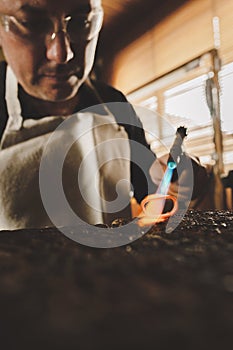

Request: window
left=128, top=51, right=233, bottom=174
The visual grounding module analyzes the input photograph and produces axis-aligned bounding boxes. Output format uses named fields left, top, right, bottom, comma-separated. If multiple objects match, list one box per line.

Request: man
left=0, top=0, right=157, bottom=230
left=0, top=0, right=212, bottom=231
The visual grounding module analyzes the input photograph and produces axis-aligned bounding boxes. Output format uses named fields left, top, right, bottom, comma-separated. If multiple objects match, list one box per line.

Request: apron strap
left=5, top=65, right=23, bottom=130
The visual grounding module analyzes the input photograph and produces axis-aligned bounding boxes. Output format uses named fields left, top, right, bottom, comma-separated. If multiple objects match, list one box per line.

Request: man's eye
left=17, top=18, right=52, bottom=35
left=71, top=15, right=91, bottom=30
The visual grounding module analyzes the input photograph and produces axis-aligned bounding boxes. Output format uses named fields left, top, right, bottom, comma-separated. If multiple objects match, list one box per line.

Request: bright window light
left=164, top=75, right=211, bottom=126
left=219, top=62, right=233, bottom=133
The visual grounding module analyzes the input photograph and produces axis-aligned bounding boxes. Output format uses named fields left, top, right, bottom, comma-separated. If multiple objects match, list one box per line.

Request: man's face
left=0, top=0, right=102, bottom=101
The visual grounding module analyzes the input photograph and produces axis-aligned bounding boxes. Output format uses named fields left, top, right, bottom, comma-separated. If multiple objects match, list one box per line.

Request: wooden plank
left=112, top=0, right=215, bottom=93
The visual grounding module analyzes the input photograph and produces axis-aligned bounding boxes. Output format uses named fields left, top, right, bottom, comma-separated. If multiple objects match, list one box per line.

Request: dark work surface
left=0, top=210, right=233, bottom=350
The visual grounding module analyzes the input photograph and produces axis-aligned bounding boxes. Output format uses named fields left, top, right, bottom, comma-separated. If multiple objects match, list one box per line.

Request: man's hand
left=149, top=153, right=213, bottom=207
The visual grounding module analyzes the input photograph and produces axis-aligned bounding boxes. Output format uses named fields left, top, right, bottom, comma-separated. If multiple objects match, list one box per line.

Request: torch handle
left=167, top=126, right=187, bottom=165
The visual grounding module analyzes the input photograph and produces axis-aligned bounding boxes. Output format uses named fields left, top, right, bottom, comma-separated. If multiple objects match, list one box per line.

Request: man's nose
left=46, top=31, right=74, bottom=63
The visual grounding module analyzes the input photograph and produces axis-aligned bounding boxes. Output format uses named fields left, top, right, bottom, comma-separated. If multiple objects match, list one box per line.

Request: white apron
left=0, top=67, right=131, bottom=230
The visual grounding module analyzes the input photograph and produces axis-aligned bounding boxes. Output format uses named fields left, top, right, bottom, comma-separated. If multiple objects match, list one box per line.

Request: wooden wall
left=111, top=0, right=233, bottom=94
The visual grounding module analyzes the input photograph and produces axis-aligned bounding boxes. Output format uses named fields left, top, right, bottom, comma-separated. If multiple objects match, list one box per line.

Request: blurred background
left=95, top=0, right=233, bottom=181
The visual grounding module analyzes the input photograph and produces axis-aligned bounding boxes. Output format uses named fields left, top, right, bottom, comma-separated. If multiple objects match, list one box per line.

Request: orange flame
left=131, top=194, right=178, bottom=227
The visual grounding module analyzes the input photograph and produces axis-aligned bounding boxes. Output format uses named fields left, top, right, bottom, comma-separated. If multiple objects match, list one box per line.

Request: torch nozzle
left=167, top=161, right=177, bottom=170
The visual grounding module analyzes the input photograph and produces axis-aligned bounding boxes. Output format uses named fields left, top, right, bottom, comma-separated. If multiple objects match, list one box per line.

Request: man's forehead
left=0, top=0, right=102, bottom=13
